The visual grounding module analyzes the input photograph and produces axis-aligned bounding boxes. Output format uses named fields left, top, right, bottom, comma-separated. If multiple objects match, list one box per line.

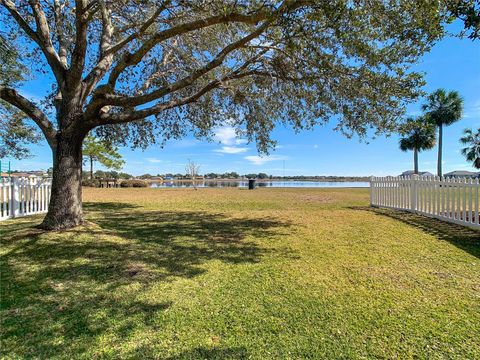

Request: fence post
left=11, top=177, right=20, bottom=218
left=370, top=176, right=374, bottom=206
left=411, top=175, right=419, bottom=213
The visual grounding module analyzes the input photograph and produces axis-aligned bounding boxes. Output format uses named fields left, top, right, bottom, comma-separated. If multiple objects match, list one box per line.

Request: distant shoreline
left=145, top=178, right=370, bottom=183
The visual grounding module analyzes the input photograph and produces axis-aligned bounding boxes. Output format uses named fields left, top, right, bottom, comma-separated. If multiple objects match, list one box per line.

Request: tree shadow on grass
left=83, top=201, right=140, bottom=212
left=350, top=206, right=480, bottom=259
left=0, top=202, right=295, bottom=358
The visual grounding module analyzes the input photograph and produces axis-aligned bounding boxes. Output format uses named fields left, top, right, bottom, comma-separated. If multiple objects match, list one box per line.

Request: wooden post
left=370, top=176, right=374, bottom=206
left=411, top=175, right=418, bottom=213
left=11, top=177, right=19, bottom=218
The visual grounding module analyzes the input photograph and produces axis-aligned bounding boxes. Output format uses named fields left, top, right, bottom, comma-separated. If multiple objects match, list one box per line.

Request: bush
left=82, top=179, right=99, bottom=187
left=120, top=180, right=132, bottom=187
left=120, top=179, right=148, bottom=188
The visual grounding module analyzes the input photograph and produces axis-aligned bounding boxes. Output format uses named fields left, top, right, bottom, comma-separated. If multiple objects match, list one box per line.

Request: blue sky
left=5, top=25, right=480, bottom=176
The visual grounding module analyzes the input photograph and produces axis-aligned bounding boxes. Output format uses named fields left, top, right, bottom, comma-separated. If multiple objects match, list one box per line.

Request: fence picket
left=475, top=178, right=479, bottom=225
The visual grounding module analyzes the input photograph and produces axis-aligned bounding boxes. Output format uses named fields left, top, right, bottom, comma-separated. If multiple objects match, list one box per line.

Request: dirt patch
left=297, top=194, right=334, bottom=203
left=125, top=262, right=150, bottom=278
left=431, top=271, right=453, bottom=280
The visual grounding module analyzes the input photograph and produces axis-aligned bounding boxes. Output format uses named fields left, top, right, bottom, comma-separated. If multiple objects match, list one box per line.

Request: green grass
left=1, top=188, right=479, bottom=359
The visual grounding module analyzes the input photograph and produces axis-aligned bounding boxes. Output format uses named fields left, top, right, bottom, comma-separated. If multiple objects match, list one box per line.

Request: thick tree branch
left=68, top=0, right=89, bottom=90
left=98, top=53, right=271, bottom=126
left=1, top=0, right=66, bottom=85
left=1, top=0, right=38, bottom=43
left=84, top=0, right=99, bottom=17
left=79, top=0, right=113, bottom=102
left=81, top=1, right=169, bottom=102
left=98, top=0, right=114, bottom=56
left=0, top=86, right=57, bottom=147
left=98, top=73, right=248, bottom=125
left=53, top=0, right=68, bottom=67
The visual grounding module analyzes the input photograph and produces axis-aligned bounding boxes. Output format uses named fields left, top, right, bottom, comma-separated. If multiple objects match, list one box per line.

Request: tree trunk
left=437, top=123, right=443, bottom=177
left=90, top=156, right=94, bottom=180
left=414, top=148, right=419, bottom=175
left=40, top=135, right=84, bottom=230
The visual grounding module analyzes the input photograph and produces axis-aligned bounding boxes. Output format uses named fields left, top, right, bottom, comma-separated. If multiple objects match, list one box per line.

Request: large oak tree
left=0, top=0, right=445, bottom=230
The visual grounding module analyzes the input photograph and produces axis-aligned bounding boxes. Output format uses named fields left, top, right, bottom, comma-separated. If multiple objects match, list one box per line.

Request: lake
left=150, top=181, right=370, bottom=188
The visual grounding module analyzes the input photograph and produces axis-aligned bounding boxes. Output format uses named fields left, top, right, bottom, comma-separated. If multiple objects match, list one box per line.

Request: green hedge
left=120, top=180, right=148, bottom=188
left=82, top=179, right=100, bottom=187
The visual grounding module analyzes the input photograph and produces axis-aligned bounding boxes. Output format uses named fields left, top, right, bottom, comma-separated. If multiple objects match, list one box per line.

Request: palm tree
left=460, top=128, right=480, bottom=169
left=399, top=117, right=436, bottom=174
left=422, top=89, right=464, bottom=177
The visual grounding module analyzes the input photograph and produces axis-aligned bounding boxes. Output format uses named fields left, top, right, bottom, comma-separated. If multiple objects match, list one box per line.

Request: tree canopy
left=422, top=89, right=464, bottom=127
left=446, top=0, right=480, bottom=40
left=1, top=1, right=447, bottom=152
left=0, top=34, right=40, bottom=159
left=398, top=116, right=436, bottom=174
left=399, top=117, right=436, bottom=153
left=0, top=107, right=41, bottom=159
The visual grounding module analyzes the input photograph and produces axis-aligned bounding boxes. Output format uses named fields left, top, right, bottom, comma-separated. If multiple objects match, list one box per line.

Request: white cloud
left=170, top=139, right=199, bottom=148
left=214, top=146, right=249, bottom=154
left=212, top=125, right=249, bottom=154
left=213, top=126, right=247, bottom=145
left=445, top=163, right=476, bottom=170
left=313, top=144, right=319, bottom=149
left=146, top=158, right=162, bottom=163
left=214, top=126, right=237, bottom=145
left=244, top=155, right=289, bottom=165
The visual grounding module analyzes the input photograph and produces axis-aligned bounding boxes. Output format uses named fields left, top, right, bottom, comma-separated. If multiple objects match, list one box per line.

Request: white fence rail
left=370, top=176, right=480, bottom=229
left=0, top=177, right=52, bottom=221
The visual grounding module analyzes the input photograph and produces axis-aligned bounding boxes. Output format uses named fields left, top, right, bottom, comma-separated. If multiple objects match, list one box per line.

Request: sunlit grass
left=1, top=188, right=479, bottom=359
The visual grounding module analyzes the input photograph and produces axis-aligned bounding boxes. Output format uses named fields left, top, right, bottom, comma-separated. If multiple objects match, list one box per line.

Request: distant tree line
left=83, top=170, right=134, bottom=180
left=137, top=172, right=370, bottom=182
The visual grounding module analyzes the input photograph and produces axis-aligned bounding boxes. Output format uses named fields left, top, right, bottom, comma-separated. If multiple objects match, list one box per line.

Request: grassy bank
left=1, top=188, right=479, bottom=359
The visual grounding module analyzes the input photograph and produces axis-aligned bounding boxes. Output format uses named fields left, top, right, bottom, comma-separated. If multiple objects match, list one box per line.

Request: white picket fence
left=370, top=175, right=480, bottom=229
left=0, top=177, right=52, bottom=221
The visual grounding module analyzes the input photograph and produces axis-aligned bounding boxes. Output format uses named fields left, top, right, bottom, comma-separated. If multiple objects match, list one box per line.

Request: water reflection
left=150, top=181, right=369, bottom=188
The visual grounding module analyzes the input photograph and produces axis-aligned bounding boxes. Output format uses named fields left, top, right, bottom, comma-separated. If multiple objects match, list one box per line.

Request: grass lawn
left=1, top=187, right=479, bottom=359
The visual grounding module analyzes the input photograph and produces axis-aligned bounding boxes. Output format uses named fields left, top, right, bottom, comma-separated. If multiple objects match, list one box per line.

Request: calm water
left=150, top=181, right=369, bottom=188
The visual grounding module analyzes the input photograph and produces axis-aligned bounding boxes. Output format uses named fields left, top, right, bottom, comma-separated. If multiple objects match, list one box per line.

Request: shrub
left=82, top=179, right=99, bottom=187
left=120, top=179, right=148, bottom=188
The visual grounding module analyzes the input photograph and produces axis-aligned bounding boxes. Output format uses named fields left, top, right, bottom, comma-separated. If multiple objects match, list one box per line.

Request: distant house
left=444, top=170, right=480, bottom=178
left=1, top=171, right=47, bottom=178
left=400, top=171, right=434, bottom=177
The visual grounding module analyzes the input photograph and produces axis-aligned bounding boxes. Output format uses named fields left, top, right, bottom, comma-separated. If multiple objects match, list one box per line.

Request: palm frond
left=423, top=89, right=464, bottom=126
left=459, top=128, right=480, bottom=169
